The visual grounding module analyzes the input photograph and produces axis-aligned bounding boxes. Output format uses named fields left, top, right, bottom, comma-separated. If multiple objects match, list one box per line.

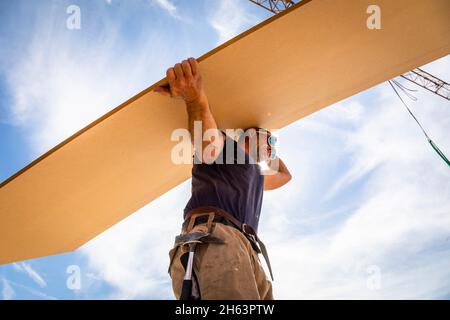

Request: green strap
left=429, top=139, right=450, bottom=166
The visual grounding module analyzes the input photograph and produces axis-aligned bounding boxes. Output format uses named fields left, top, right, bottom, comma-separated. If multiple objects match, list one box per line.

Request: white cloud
left=154, top=0, right=177, bottom=17
left=209, top=0, right=260, bottom=45
left=2, top=278, right=15, bottom=300
left=4, top=3, right=174, bottom=157
left=5, top=279, right=57, bottom=300
left=12, top=262, right=47, bottom=288
left=152, top=0, right=189, bottom=22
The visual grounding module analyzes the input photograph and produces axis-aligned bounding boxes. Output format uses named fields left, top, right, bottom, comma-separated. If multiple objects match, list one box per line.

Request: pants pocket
left=168, top=246, right=179, bottom=275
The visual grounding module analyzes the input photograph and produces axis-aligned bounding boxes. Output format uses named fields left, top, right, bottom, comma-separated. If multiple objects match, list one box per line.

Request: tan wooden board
left=1, top=0, right=449, bottom=264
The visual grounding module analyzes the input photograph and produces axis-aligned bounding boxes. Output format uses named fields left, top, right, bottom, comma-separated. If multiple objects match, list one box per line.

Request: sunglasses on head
left=245, top=127, right=277, bottom=146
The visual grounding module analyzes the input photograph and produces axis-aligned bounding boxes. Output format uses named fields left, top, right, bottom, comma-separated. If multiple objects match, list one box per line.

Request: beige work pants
left=168, top=214, right=273, bottom=300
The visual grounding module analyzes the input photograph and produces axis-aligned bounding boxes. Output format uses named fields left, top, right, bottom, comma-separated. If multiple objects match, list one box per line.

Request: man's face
left=243, top=128, right=275, bottom=163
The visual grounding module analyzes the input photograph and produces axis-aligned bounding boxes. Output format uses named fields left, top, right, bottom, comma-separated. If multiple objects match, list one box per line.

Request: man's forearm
left=264, top=156, right=292, bottom=190
left=185, top=93, right=223, bottom=161
left=153, top=57, right=223, bottom=162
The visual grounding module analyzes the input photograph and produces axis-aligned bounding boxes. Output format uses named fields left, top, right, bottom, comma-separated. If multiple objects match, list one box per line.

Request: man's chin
left=257, top=154, right=269, bottom=163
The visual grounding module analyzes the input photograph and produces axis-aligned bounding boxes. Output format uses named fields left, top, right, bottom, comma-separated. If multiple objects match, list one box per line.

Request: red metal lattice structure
left=401, top=68, right=450, bottom=100
left=248, top=0, right=296, bottom=14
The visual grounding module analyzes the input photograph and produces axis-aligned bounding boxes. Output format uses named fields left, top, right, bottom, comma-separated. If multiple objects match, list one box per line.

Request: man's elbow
left=283, top=172, right=292, bottom=186
left=264, top=172, right=292, bottom=191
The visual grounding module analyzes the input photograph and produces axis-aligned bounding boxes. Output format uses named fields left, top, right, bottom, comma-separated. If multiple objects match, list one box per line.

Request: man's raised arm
left=153, top=57, right=224, bottom=163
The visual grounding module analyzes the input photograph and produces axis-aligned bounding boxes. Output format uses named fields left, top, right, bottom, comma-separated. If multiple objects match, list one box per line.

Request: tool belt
left=169, top=206, right=274, bottom=300
left=183, top=206, right=274, bottom=281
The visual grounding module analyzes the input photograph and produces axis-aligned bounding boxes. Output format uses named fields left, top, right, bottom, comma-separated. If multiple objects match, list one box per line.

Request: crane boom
left=248, top=0, right=296, bottom=14
left=401, top=68, right=450, bottom=100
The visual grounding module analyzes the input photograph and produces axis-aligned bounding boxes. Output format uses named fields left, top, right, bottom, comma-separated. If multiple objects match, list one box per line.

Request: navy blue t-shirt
left=183, top=132, right=264, bottom=232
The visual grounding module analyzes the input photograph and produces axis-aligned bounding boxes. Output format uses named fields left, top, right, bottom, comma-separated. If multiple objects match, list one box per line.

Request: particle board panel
left=1, top=0, right=449, bottom=264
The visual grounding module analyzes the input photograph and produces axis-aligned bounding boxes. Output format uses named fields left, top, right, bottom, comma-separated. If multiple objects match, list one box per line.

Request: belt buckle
left=184, top=211, right=215, bottom=234
left=242, top=223, right=255, bottom=239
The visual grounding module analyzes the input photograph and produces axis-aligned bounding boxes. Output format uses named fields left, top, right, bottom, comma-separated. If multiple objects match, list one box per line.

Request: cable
left=391, top=79, right=418, bottom=101
left=388, top=80, right=449, bottom=167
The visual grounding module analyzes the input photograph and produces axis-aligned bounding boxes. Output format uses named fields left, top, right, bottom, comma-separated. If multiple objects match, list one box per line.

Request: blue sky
left=1, top=0, right=449, bottom=300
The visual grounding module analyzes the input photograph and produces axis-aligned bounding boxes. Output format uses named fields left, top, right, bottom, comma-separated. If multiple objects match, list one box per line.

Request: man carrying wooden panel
left=154, top=57, right=292, bottom=300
